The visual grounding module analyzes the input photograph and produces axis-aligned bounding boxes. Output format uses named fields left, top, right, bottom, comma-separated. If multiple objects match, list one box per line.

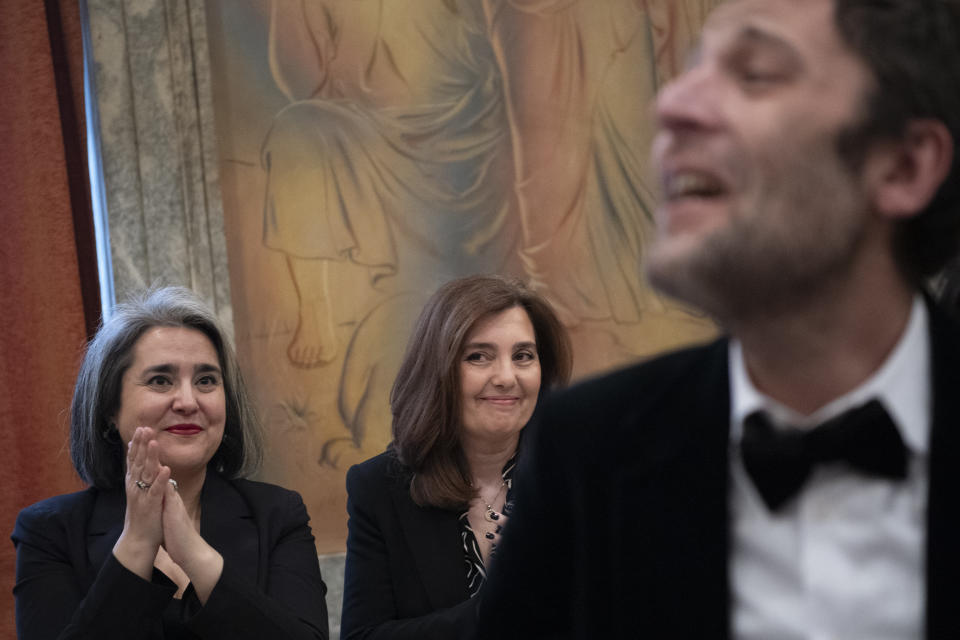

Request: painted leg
left=286, top=256, right=338, bottom=367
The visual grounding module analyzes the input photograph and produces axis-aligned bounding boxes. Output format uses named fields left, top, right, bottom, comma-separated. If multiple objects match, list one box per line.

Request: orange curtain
left=0, top=0, right=97, bottom=635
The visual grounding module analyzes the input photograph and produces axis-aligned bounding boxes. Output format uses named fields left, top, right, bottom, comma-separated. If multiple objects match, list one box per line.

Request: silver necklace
left=479, top=480, right=507, bottom=522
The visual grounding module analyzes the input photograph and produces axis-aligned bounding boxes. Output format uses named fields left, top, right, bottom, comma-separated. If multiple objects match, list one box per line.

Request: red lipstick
left=165, top=424, right=202, bottom=435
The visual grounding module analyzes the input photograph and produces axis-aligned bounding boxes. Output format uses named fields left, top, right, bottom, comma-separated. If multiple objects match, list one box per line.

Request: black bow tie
left=740, top=399, right=909, bottom=512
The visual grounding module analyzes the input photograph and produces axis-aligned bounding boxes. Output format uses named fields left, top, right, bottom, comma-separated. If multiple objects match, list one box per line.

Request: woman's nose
left=490, top=359, right=517, bottom=388
left=172, top=382, right=199, bottom=413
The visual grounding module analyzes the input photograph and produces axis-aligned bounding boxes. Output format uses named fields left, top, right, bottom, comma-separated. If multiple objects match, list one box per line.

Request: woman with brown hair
left=339, top=274, right=572, bottom=639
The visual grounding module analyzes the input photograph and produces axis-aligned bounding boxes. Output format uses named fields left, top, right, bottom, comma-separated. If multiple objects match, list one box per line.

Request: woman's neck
left=462, top=433, right=519, bottom=487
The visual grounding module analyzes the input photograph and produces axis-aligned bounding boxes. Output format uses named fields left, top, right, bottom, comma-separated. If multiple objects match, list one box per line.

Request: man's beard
left=645, top=149, right=869, bottom=326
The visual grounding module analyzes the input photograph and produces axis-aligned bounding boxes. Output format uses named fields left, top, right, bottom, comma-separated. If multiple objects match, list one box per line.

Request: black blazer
left=340, top=451, right=478, bottom=640
left=11, top=471, right=329, bottom=640
left=480, top=302, right=960, bottom=639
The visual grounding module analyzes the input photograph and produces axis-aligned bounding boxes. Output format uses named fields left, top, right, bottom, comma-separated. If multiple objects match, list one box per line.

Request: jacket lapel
left=86, top=488, right=126, bottom=586
left=388, top=480, right=469, bottom=610
left=616, top=339, right=731, bottom=637
left=925, top=303, right=960, bottom=639
left=667, top=339, right=731, bottom=636
left=699, top=340, right=732, bottom=637
left=200, top=472, right=260, bottom=588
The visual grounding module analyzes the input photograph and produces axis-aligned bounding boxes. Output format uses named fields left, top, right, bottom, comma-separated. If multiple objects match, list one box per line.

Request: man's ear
left=869, top=119, right=953, bottom=220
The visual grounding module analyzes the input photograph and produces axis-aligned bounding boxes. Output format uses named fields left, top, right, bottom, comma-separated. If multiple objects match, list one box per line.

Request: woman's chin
left=158, top=455, right=213, bottom=480
left=464, top=422, right=527, bottom=444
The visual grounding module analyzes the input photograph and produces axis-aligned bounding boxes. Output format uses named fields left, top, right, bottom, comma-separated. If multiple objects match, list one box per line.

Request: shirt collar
left=729, top=295, right=930, bottom=454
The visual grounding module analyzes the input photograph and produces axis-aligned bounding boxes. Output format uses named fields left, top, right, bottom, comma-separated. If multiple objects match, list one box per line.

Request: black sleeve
left=340, top=465, right=478, bottom=640
left=12, top=503, right=176, bottom=640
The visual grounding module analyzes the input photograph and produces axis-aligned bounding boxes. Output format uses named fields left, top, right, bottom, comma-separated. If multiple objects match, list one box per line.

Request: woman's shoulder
left=218, top=475, right=306, bottom=511
left=13, top=487, right=99, bottom=541
left=212, top=474, right=312, bottom=533
left=17, top=487, right=98, bottom=519
left=546, top=338, right=728, bottom=419
left=227, top=475, right=299, bottom=497
left=346, top=449, right=409, bottom=494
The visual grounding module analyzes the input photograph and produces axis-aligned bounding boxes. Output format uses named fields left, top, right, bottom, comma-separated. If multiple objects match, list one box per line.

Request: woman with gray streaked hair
left=11, top=286, right=329, bottom=640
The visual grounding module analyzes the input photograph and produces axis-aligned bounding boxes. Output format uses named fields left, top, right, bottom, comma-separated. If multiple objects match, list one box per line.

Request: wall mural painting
left=205, top=0, right=719, bottom=552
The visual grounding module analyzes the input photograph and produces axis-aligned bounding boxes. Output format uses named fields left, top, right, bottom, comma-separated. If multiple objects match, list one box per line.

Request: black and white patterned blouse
left=459, top=454, right=517, bottom=597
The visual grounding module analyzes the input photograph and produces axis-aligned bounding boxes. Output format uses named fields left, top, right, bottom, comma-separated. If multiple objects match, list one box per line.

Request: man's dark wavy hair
left=834, top=0, right=960, bottom=282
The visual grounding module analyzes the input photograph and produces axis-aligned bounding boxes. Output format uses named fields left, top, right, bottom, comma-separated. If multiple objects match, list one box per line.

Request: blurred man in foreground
left=480, top=0, right=960, bottom=637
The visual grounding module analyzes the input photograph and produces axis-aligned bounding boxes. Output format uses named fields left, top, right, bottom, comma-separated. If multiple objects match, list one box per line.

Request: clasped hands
left=112, top=427, right=223, bottom=602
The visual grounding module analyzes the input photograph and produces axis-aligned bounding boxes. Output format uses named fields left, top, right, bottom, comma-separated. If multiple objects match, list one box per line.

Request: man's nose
left=654, top=62, right=723, bottom=134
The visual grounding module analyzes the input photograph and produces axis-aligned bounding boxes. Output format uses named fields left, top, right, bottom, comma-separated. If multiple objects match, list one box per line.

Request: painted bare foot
left=317, top=437, right=370, bottom=470
left=288, top=298, right=338, bottom=367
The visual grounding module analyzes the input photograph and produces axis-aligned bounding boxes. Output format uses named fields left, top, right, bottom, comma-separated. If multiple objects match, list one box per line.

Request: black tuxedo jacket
left=479, top=303, right=960, bottom=639
left=340, top=451, right=478, bottom=640
left=12, top=471, right=329, bottom=640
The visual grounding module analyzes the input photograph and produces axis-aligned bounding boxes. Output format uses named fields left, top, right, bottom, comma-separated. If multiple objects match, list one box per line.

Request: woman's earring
left=101, top=423, right=121, bottom=444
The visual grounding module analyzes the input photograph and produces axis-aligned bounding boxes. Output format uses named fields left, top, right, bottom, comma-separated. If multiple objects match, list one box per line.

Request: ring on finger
left=168, top=479, right=178, bottom=491
left=135, top=480, right=151, bottom=490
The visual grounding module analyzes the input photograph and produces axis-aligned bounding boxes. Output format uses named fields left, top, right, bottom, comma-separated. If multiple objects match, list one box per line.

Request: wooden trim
left=44, top=0, right=101, bottom=340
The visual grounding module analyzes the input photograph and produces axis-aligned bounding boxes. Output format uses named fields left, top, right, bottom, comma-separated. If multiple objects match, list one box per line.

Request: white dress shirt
left=729, top=296, right=930, bottom=640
